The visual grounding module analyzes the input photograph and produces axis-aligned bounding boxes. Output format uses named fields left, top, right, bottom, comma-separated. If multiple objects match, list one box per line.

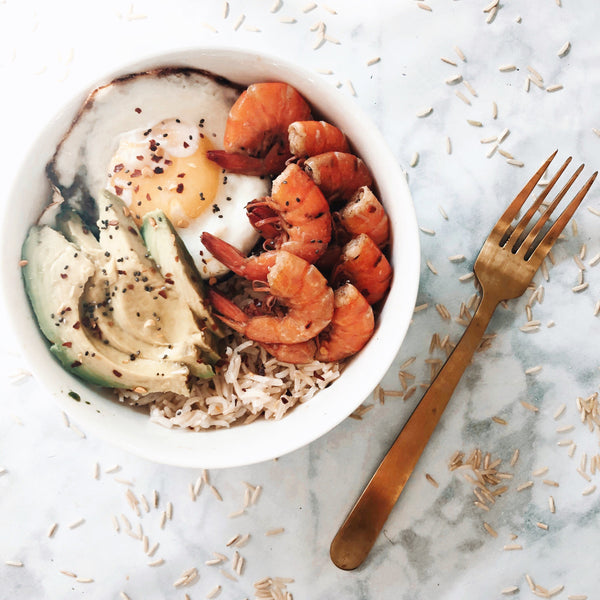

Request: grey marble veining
left=1, top=0, right=600, bottom=598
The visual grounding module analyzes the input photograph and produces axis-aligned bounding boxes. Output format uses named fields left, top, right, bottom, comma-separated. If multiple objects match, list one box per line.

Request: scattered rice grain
left=416, top=107, right=433, bottom=118
left=149, top=558, right=165, bottom=567
left=425, top=473, right=439, bottom=487
left=517, top=481, right=534, bottom=491
left=455, top=90, right=471, bottom=105
left=503, top=544, right=523, bottom=551
left=546, top=84, right=563, bottom=93
left=416, top=2, right=432, bottom=11
left=483, top=522, right=498, bottom=537
left=521, top=401, right=539, bottom=412
left=499, top=64, right=517, bottom=72
left=543, top=479, right=559, bottom=487
left=207, top=585, right=222, bottom=598
left=582, top=485, right=596, bottom=496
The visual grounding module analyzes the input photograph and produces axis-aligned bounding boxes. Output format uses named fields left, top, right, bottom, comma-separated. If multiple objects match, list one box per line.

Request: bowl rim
left=1, top=45, right=420, bottom=468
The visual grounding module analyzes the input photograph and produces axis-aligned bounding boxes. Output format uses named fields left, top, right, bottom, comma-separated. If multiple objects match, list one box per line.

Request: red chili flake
left=165, top=272, right=173, bottom=278
left=62, top=341, right=72, bottom=348
left=112, top=369, right=123, bottom=378
left=151, top=155, right=162, bottom=163
left=60, top=273, right=68, bottom=279
left=165, top=278, right=175, bottom=285
left=177, top=173, right=186, bottom=178
left=71, top=361, right=82, bottom=368
left=146, top=193, right=152, bottom=202
left=127, top=284, right=134, bottom=290
left=127, top=226, right=138, bottom=236
left=134, top=185, right=140, bottom=193
left=117, top=270, right=127, bottom=275
left=176, top=183, right=184, bottom=193
left=164, top=159, right=173, bottom=166
left=108, top=219, right=119, bottom=226
left=131, top=169, right=142, bottom=178
left=113, top=163, right=125, bottom=173
left=134, top=107, right=142, bottom=114
left=158, top=289, right=167, bottom=299
left=73, top=321, right=80, bottom=329
left=174, top=256, right=180, bottom=262
left=136, top=155, right=144, bottom=161
left=114, top=186, right=123, bottom=196
left=183, top=141, right=189, bottom=148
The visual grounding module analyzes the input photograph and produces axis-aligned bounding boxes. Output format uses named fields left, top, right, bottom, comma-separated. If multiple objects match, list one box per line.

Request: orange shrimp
left=288, top=121, right=350, bottom=157
left=303, top=152, right=373, bottom=202
left=202, top=242, right=334, bottom=344
left=338, top=186, right=390, bottom=247
left=207, top=82, right=312, bottom=176
left=255, top=284, right=374, bottom=364
left=246, top=163, right=332, bottom=264
left=333, top=233, right=392, bottom=304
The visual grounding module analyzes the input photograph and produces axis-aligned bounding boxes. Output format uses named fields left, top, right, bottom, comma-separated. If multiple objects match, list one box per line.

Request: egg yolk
left=108, top=122, right=220, bottom=228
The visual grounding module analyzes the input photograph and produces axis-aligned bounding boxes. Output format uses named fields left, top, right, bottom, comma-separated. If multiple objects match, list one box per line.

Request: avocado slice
left=140, top=209, right=224, bottom=356
left=56, top=206, right=205, bottom=368
left=95, top=191, right=217, bottom=377
left=21, top=225, right=191, bottom=395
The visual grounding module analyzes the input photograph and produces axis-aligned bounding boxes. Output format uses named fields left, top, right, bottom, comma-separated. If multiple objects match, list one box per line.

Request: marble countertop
left=1, top=1, right=600, bottom=598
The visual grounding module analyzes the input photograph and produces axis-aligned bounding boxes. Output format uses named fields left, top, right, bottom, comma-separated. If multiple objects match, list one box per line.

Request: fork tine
left=504, top=156, right=572, bottom=249
left=518, top=163, right=585, bottom=255
left=527, top=171, right=598, bottom=263
left=490, top=150, right=558, bottom=243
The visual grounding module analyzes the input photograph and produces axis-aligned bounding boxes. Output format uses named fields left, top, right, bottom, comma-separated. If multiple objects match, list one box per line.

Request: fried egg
left=48, top=68, right=269, bottom=278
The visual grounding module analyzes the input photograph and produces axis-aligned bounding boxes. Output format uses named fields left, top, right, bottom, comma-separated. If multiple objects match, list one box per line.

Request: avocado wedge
left=21, top=225, right=191, bottom=395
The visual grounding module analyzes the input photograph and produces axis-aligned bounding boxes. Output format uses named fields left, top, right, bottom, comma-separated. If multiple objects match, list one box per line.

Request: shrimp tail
left=246, top=200, right=281, bottom=239
left=201, top=232, right=275, bottom=281
left=207, top=143, right=289, bottom=176
left=206, top=289, right=249, bottom=335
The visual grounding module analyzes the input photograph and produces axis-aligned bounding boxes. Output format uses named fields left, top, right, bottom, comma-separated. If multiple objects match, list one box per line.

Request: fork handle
left=330, top=292, right=498, bottom=570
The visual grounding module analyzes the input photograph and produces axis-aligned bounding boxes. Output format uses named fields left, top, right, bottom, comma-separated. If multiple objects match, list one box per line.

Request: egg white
left=48, top=68, right=269, bottom=279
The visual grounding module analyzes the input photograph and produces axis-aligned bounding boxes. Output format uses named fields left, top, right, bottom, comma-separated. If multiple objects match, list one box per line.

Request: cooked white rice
left=117, top=335, right=341, bottom=430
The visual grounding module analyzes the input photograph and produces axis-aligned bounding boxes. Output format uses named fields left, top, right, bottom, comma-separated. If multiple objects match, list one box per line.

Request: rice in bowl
left=119, top=334, right=341, bottom=430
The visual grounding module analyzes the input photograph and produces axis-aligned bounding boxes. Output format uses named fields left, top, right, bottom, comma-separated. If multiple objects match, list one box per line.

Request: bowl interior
left=1, top=47, right=420, bottom=468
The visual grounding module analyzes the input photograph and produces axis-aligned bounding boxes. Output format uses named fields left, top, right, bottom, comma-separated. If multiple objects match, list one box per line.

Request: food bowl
left=1, top=47, right=420, bottom=468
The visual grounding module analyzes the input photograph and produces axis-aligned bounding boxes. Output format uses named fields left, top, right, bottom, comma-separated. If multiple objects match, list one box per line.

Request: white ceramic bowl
left=1, top=48, right=419, bottom=468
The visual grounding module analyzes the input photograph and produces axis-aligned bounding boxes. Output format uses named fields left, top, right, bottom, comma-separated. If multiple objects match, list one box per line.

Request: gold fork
left=330, top=151, right=597, bottom=571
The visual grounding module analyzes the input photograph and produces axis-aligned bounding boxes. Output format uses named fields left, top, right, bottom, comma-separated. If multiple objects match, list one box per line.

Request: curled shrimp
left=338, top=186, right=390, bottom=247
left=207, top=82, right=312, bottom=176
left=288, top=121, right=349, bottom=157
left=333, top=233, right=392, bottom=304
left=246, top=163, right=332, bottom=264
left=253, top=283, right=375, bottom=364
left=304, top=152, right=373, bottom=202
left=201, top=237, right=334, bottom=344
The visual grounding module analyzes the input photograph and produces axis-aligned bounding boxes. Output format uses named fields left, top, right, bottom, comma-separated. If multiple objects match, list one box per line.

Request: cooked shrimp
left=203, top=244, right=334, bottom=344
left=246, top=163, right=332, bottom=264
left=333, top=233, right=392, bottom=304
left=288, top=121, right=349, bottom=157
left=304, top=152, right=373, bottom=202
left=315, top=283, right=374, bottom=361
left=338, top=186, right=390, bottom=247
left=259, top=284, right=374, bottom=363
left=207, top=82, right=312, bottom=176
